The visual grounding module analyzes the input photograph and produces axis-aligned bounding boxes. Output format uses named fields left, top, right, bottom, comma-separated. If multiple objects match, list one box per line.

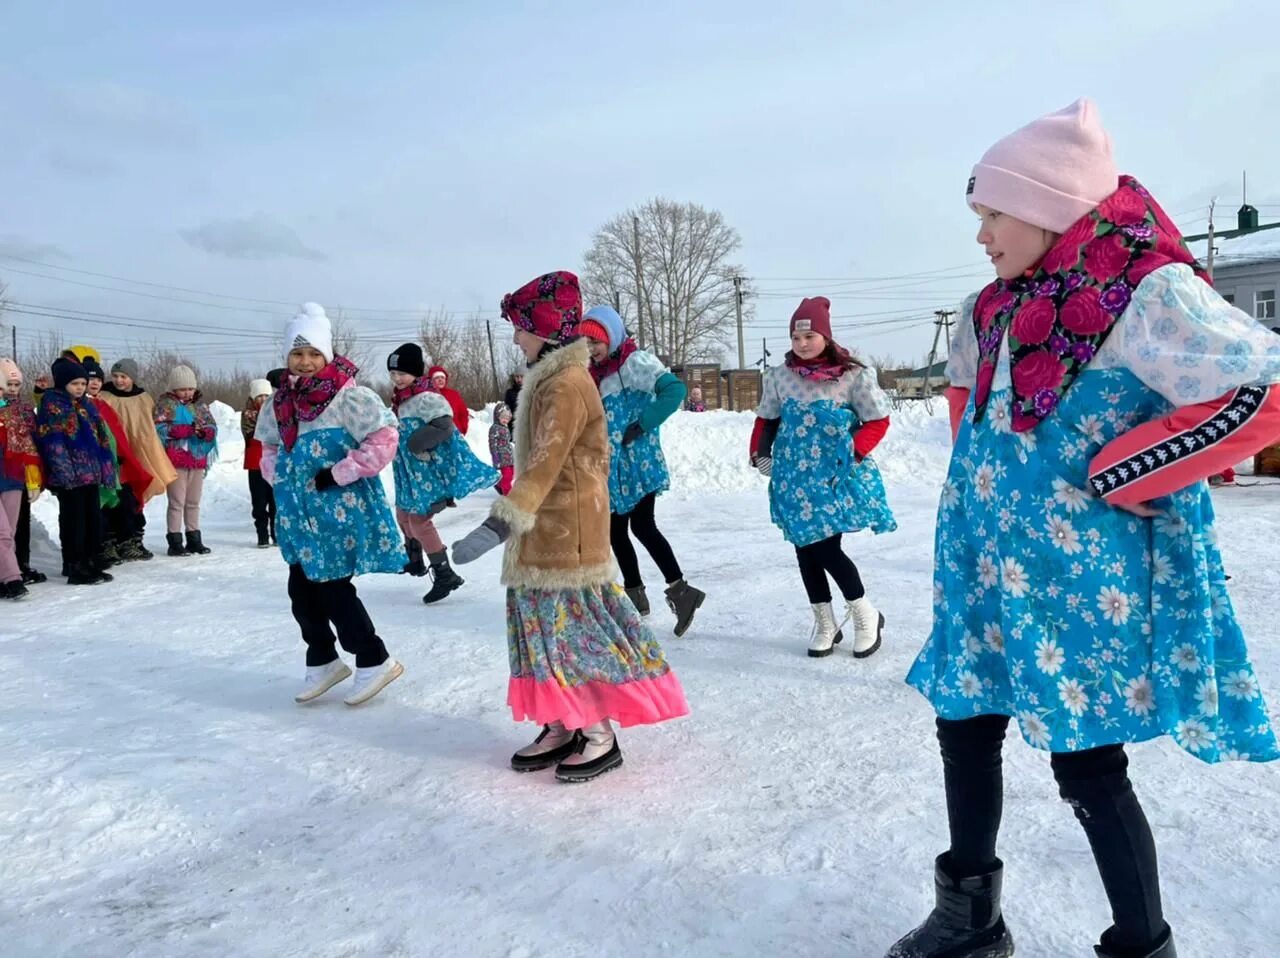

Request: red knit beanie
left=578, top=319, right=610, bottom=346
left=790, top=297, right=832, bottom=341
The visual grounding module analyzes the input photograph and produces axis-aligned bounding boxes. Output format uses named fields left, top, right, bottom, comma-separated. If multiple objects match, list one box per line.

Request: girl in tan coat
left=452, top=270, right=688, bottom=783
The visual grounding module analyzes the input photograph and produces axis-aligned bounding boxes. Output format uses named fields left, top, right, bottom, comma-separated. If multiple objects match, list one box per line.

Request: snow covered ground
left=3, top=403, right=1278, bottom=957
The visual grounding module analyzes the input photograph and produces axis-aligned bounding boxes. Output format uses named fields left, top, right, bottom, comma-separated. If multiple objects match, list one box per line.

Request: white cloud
left=180, top=213, right=327, bottom=262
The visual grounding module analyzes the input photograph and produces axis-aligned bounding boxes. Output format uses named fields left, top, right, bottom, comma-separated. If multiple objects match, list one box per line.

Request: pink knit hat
left=0, top=357, right=20, bottom=387
left=967, top=98, right=1118, bottom=233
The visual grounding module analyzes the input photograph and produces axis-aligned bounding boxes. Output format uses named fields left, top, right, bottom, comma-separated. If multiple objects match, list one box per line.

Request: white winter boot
left=844, top=596, right=884, bottom=658
left=294, top=659, right=352, bottom=703
left=511, top=722, right=580, bottom=772
left=555, top=719, right=623, bottom=783
left=343, top=657, right=404, bottom=706
left=807, top=602, right=843, bottom=658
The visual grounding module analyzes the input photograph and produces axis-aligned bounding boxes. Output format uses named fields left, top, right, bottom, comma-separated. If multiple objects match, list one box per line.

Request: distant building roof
left=1188, top=223, right=1280, bottom=270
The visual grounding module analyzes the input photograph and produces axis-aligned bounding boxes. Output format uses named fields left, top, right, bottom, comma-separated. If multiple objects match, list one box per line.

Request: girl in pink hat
left=748, top=296, right=895, bottom=659
left=889, top=99, right=1280, bottom=958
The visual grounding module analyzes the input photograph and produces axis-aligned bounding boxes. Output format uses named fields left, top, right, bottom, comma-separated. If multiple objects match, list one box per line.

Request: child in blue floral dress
left=749, top=296, right=895, bottom=659
left=578, top=305, right=706, bottom=637
left=256, top=304, right=405, bottom=708
left=386, top=342, right=497, bottom=604
left=890, top=100, right=1280, bottom=958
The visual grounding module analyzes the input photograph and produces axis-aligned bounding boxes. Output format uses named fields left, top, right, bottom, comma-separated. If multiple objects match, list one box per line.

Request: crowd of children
left=11, top=96, right=1280, bottom=956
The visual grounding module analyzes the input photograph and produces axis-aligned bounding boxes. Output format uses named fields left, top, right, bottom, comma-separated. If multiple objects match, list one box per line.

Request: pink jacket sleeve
left=331, top=424, right=398, bottom=486
left=1088, top=384, right=1280, bottom=506
left=261, top=444, right=278, bottom=485
left=946, top=387, right=970, bottom=443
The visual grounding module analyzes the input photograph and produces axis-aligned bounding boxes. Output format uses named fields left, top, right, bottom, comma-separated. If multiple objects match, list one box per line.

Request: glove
left=314, top=467, right=338, bottom=491
left=451, top=516, right=511, bottom=565
left=195, top=425, right=215, bottom=441
left=621, top=422, right=644, bottom=446
left=427, top=497, right=456, bottom=517
left=753, top=456, right=773, bottom=477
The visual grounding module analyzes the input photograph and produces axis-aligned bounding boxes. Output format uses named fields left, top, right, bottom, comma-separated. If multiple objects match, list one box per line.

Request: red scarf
left=972, top=176, right=1205, bottom=432
left=391, top=376, right=437, bottom=414
left=589, top=338, right=639, bottom=387
left=784, top=343, right=859, bottom=383
left=274, top=356, right=357, bottom=451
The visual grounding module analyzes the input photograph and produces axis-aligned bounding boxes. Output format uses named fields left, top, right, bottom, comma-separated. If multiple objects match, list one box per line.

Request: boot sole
left=555, top=751, right=623, bottom=783
left=852, top=613, right=885, bottom=659
left=807, top=644, right=836, bottom=658
left=344, top=660, right=404, bottom=706
left=295, top=663, right=353, bottom=703
left=422, top=579, right=464, bottom=605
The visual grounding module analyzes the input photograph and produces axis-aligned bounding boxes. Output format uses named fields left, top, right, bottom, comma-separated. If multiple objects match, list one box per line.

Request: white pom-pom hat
left=283, top=302, right=334, bottom=362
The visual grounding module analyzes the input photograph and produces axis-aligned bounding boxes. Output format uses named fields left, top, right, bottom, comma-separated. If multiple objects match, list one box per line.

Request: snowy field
left=3, top=403, right=1278, bottom=957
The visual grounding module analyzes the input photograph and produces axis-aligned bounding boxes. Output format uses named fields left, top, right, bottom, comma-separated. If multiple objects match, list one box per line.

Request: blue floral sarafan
left=392, top=390, right=497, bottom=514
left=908, top=266, right=1280, bottom=763
left=600, top=350, right=672, bottom=515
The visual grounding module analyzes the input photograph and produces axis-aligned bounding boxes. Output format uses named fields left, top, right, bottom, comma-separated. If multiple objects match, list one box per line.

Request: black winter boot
left=20, top=565, right=48, bottom=584
left=664, top=579, right=705, bottom=637
left=132, top=536, right=154, bottom=560
left=401, top=538, right=427, bottom=576
left=97, top=541, right=120, bottom=569
left=422, top=552, right=464, bottom=604
left=186, top=531, right=211, bottom=555
left=67, top=561, right=109, bottom=586
left=625, top=585, right=650, bottom=616
left=1094, top=924, right=1176, bottom=958
left=166, top=532, right=189, bottom=557
left=885, top=854, right=1014, bottom=958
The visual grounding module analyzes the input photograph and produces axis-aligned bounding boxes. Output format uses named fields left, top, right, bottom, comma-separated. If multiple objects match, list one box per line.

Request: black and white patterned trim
left=1088, top=385, right=1268, bottom=498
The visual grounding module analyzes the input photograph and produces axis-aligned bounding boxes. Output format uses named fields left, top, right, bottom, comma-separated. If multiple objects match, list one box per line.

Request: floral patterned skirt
left=506, top=583, right=689, bottom=729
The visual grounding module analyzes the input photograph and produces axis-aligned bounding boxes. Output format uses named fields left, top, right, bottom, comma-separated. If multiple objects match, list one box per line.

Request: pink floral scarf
left=274, top=355, right=357, bottom=451
left=972, top=176, right=1206, bottom=432
left=784, top=343, right=859, bottom=383
left=391, top=375, right=437, bottom=415
left=589, top=338, right=639, bottom=387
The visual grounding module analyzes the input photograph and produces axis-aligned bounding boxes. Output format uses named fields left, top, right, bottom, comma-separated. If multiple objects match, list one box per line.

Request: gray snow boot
left=625, top=585, right=650, bottom=616
left=664, top=579, right=705, bottom=637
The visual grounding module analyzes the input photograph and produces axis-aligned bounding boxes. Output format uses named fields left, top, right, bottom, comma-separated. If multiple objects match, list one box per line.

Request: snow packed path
left=2, top=406, right=1277, bottom=957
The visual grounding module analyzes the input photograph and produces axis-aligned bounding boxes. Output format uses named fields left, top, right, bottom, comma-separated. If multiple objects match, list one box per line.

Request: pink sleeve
left=946, top=387, right=970, bottom=443
left=1088, top=384, right=1280, bottom=506
left=261, top=445, right=278, bottom=485
left=331, top=424, right=398, bottom=486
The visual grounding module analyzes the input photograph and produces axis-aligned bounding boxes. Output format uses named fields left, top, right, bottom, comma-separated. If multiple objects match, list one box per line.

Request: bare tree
left=581, top=198, right=750, bottom=365
left=417, top=310, right=520, bottom=408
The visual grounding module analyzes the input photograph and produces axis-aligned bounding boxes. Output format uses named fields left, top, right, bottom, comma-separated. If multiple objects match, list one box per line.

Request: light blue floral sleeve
left=339, top=386, right=397, bottom=441
left=1117, top=264, right=1280, bottom=406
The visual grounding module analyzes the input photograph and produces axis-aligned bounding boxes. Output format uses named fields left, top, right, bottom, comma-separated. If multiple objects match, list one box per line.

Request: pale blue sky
left=2, top=0, right=1278, bottom=373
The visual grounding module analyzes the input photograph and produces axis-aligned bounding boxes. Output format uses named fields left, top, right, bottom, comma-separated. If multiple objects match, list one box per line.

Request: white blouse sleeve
left=756, top=368, right=781, bottom=419
left=1116, top=264, right=1280, bottom=406
left=341, top=386, right=397, bottom=441
left=619, top=349, right=668, bottom=394
left=945, top=293, right=980, bottom=390
left=253, top=402, right=280, bottom=446
left=847, top=366, right=892, bottom=422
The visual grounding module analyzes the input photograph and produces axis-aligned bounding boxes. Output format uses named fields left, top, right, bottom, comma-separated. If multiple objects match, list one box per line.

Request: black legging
left=794, top=534, right=865, bottom=604
left=937, top=715, right=1165, bottom=952
left=610, top=493, right=682, bottom=589
left=53, top=485, right=103, bottom=569
left=288, top=564, right=388, bottom=669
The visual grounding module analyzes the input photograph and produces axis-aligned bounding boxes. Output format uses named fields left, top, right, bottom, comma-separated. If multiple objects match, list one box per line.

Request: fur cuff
left=491, top=494, right=537, bottom=535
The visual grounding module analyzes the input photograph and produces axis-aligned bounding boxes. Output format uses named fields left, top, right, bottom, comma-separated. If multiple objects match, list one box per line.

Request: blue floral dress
left=599, top=350, right=671, bottom=515
left=757, top=363, right=896, bottom=547
left=255, top=384, right=402, bottom=582
left=908, top=265, right=1280, bottom=763
left=392, top=390, right=498, bottom=514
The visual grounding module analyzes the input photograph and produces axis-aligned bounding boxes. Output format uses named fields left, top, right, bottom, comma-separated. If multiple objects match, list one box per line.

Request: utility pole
left=632, top=214, right=647, bottom=350
left=1206, top=198, right=1216, bottom=282
left=758, top=336, right=770, bottom=370
left=733, top=275, right=745, bottom=369
left=923, top=309, right=955, bottom=399
left=485, top=319, right=500, bottom=398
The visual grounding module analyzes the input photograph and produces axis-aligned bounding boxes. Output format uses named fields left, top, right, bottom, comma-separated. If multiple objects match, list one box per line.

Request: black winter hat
left=83, top=358, right=106, bottom=381
left=387, top=342, right=425, bottom=378
left=266, top=367, right=287, bottom=389
left=52, top=357, right=88, bottom=390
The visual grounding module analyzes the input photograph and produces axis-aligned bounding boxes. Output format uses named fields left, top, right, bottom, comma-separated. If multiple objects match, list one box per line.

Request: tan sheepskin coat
left=490, top=339, right=616, bottom=589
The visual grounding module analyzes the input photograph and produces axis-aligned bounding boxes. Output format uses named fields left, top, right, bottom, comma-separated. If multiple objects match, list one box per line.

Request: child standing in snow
left=256, top=303, right=405, bottom=706
left=241, top=379, right=277, bottom=548
left=748, top=296, right=894, bottom=659
left=0, top=358, right=36, bottom=599
left=579, top=304, right=707, bottom=637
left=428, top=365, right=470, bottom=435
left=488, top=402, right=514, bottom=495
left=685, top=385, right=707, bottom=412
left=154, top=365, right=217, bottom=557
left=98, top=358, right=176, bottom=559
left=84, top=359, right=155, bottom=566
left=890, top=100, right=1280, bottom=958
left=386, top=342, right=496, bottom=604
left=452, top=271, right=688, bottom=783
left=1, top=358, right=46, bottom=588
left=33, top=358, right=117, bottom=585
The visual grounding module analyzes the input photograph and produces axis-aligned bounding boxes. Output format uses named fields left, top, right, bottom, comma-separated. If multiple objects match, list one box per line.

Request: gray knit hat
left=167, top=364, right=198, bottom=391
left=111, top=357, right=141, bottom=382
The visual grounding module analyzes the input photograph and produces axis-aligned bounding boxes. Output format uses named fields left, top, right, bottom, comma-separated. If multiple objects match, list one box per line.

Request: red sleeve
left=1089, top=384, right=1280, bottom=505
left=946, top=387, right=970, bottom=443
left=449, top=391, right=469, bottom=435
left=854, top=417, right=890, bottom=460
left=749, top=416, right=766, bottom=460
left=96, top=400, right=154, bottom=506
